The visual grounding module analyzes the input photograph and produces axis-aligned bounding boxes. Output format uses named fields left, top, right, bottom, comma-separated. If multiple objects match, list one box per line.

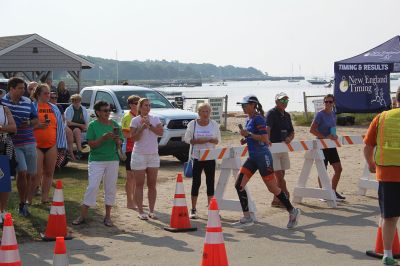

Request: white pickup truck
left=80, top=85, right=198, bottom=162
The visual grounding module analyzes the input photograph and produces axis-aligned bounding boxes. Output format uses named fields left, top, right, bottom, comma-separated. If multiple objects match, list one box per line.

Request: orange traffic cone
left=42, top=180, right=72, bottom=241
left=202, top=197, right=228, bottom=266
left=53, top=237, right=69, bottom=266
left=164, top=173, right=197, bottom=232
left=0, top=213, right=21, bottom=266
left=366, top=218, right=400, bottom=259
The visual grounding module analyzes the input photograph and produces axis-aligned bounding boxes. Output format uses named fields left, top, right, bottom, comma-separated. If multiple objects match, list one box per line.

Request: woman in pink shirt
left=130, top=98, right=163, bottom=220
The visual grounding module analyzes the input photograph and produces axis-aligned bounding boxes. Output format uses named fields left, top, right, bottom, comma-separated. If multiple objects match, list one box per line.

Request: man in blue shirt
left=266, top=92, right=294, bottom=207
left=3, top=77, right=38, bottom=216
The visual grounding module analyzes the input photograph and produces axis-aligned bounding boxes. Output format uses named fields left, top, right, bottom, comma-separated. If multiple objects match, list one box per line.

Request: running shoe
left=383, top=257, right=399, bottom=265
left=35, top=186, right=41, bottom=196
left=19, top=203, right=30, bottom=217
left=231, top=216, right=254, bottom=228
left=287, top=208, right=301, bottom=229
left=335, top=191, right=346, bottom=202
left=189, top=209, right=198, bottom=219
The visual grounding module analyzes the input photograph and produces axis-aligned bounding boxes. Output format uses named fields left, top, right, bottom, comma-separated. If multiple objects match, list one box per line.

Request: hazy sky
left=1, top=0, right=399, bottom=76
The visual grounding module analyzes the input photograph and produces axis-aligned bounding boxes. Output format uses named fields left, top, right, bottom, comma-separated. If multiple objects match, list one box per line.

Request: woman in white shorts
left=130, top=98, right=163, bottom=220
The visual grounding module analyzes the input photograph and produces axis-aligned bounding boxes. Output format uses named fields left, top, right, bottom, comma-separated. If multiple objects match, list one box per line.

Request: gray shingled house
left=0, top=33, right=94, bottom=90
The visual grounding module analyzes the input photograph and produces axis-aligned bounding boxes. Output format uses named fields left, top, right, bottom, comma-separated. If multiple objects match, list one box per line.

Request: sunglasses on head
left=324, top=100, right=334, bottom=104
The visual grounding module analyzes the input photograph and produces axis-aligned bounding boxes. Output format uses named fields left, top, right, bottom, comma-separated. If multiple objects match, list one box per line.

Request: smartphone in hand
left=238, top=124, right=243, bottom=130
left=44, top=114, right=50, bottom=124
left=113, top=127, right=119, bottom=136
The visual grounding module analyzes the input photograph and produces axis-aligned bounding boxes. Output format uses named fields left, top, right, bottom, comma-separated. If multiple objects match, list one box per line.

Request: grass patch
left=291, top=112, right=377, bottom=127
left=292, top=112, right=314, bottom=126
left=7, top=162, right=127, bottom=242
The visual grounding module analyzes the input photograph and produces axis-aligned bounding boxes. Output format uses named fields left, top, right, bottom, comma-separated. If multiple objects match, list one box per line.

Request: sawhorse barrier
left=198, top=135, right=373, bottom=218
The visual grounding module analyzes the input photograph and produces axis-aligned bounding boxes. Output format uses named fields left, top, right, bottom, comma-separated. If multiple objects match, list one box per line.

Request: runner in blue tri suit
left=232, top=95, right=301, bottom=229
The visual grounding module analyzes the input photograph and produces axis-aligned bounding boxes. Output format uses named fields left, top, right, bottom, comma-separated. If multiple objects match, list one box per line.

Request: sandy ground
left=19, top=118, right=386, bottom=265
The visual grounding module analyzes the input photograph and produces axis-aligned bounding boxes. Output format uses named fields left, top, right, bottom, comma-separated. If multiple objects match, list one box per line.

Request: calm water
left=160, top=80, right=400, bottom=112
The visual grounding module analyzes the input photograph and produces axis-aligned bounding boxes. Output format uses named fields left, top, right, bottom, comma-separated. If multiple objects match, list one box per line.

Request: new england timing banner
left=334, top=63, right=392, bottom=113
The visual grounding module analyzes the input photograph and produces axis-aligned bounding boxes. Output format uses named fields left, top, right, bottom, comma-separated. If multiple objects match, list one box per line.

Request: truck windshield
left=115, top=90, right=174, bottom=110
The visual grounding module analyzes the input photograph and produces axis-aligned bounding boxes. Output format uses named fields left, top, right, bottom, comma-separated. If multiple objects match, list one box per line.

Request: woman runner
left=233, top=95, right=301, bottom=229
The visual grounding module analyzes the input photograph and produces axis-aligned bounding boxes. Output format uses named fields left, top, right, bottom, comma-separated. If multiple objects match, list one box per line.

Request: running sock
left=276, top=191, right=294, bottom=212
left=384, top=249, right=393, bottom=258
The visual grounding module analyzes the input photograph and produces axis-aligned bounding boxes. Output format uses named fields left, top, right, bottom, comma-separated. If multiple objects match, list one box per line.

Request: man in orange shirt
left=364, top=87, right=400, bottom=266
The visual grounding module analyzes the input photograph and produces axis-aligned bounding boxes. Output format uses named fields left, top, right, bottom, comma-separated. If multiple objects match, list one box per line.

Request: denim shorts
left=15, top=143, right=37, bottom=174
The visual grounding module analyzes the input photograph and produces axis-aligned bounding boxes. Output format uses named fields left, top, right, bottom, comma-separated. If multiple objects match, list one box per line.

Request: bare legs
left=133, top=168, right=158, bottom=215
left=72, top=128, right=83, bottom=152
left=125, top=170, right=137, bottom=209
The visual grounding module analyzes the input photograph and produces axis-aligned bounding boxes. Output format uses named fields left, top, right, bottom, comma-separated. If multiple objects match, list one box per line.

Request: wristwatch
left=247, top=132, right=252, bottom=138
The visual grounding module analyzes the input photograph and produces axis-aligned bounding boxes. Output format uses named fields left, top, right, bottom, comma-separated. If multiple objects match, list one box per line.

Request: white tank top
left=0, top=106, right=7, bottom=126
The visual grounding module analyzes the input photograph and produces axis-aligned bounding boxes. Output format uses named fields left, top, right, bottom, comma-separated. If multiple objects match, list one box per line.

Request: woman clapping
left=130, top=98, right=163, bottom=220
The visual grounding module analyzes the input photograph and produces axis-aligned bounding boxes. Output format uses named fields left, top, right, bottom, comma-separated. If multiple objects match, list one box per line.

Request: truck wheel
left=174, top=152, right=189, bottom=163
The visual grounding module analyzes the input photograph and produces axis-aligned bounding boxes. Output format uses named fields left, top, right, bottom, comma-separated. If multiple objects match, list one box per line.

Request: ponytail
left=256, top=103, right=265, bottom=117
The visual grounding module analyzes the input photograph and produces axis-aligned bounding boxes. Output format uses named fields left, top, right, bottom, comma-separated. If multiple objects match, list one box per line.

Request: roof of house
left=0, top=33, right=94, bottom=69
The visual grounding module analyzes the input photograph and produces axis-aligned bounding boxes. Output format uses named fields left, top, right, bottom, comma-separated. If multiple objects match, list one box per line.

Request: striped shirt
left=2, top=94, right=38, bottom=147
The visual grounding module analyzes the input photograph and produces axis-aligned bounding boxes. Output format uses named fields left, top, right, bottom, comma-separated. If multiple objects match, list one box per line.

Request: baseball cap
left=236, top=95, right=259, bottom=105
left=275, top=92, right=289, bottom=101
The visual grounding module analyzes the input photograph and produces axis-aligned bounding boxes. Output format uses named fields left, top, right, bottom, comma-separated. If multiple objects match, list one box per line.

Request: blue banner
left=334, top=63, right=392, bottom=113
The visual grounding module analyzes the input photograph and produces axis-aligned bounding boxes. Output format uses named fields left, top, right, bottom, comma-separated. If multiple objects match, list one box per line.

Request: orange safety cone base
left=41, top=233, right=73, bottom=242
left=170, top=206, right=191, bottom=228
left=202, top=243, right=228, bottom=266
left=0, top=261, right=22, bottom=266
left=164, top=226, right=197, bottom=233
left=44, top=215, right=67, bottom=238
left=366, top=228, right=400, bottom=259
left=164, top=206, right=197, bottom=232
left=365, top=250, right=400, bottom=259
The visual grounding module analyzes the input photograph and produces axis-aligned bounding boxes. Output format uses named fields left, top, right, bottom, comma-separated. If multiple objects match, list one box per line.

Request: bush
left=291, top=112, right=377, bottom=127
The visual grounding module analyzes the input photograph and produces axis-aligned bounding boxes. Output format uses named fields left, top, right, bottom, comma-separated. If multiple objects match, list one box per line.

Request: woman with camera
left=31, top=84, right=67, bottom=204
left=73, top=101, right=123, bottom=227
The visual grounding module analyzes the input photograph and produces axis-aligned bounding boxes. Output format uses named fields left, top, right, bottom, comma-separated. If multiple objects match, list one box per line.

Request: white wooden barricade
left=341, top=135, right=378, bottom=195
left=198, top=139, right=325, bottom=219
left=199, top=135, right=372, bottom=216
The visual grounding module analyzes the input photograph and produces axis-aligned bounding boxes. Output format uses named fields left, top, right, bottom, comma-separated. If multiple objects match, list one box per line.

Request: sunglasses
left=241, top=103, right=248, bottom=108
left=100, top=109, right=111, bottom=113
left=129, top=102, right=138, bottom=105
left=324, top=100, right=334, bottom=104
left=278, top=98, right=289, bottom=104
left=50, top=96, right=58, bottom=99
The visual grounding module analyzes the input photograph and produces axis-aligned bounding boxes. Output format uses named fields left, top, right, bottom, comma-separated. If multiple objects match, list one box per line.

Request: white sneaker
left=231, top=216, right=254, bottom=228
left=189, top=209, right=198, bottom=219
left=287, top=208, right=301, bottom=229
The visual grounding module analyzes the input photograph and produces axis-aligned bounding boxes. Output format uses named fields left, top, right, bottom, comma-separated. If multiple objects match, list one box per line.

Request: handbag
left=183, top=121, right=196, bottom=178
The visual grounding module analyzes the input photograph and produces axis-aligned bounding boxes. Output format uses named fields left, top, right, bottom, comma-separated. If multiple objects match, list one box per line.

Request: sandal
left=138, top=213, right=149, bottom=220
left=72, top=216, right=86, bottom=225
left=103, top=217, right=113, bottom=227
left=148, top=212, right=157, bottom=219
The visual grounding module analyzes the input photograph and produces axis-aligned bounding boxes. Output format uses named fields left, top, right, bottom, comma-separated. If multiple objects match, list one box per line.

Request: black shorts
left=322, top=148, right=341, bottom=167
left=379, top=182, right=400, bottom=218
left=125, top=151, right=132, bottom=171
left=240, top=151, right=274, bottom=180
